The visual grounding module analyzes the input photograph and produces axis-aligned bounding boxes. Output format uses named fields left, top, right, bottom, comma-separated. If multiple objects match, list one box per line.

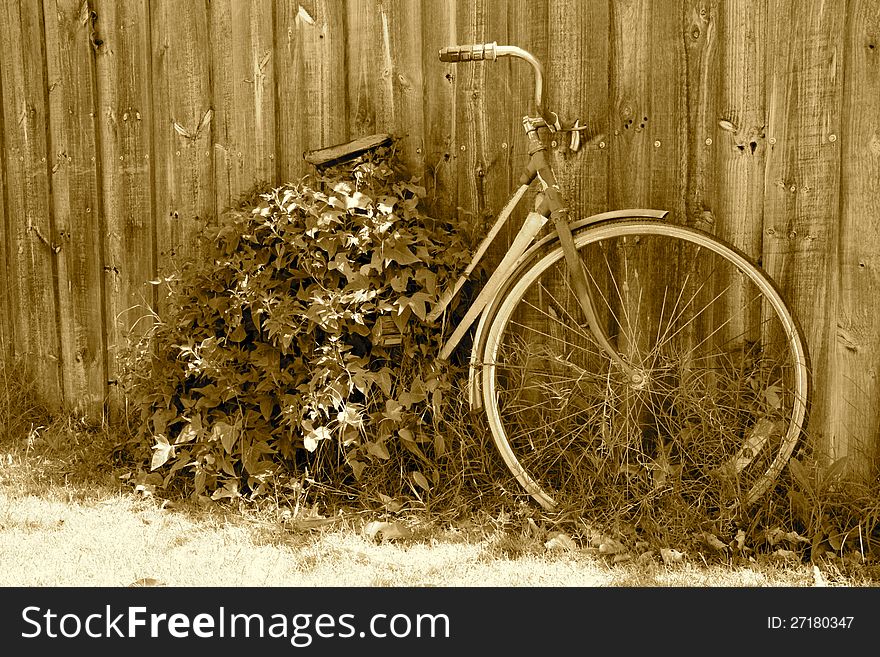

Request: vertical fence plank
left=607, top=0, right=689, bottom=375
left=210, top=0, right=276, bottom=210
left=345, top=0, right=425, bottom=173
left=764, top=0, right=845, bottom=461
left=420, top=0, right=457, bottom=219
left=547, top=0, right=609, bottom=218
left=709, top=0, right=766, bottom=255
left=93, top=0, right=155, bottom=413
left=454, top=0, right=511, bottom=262
left=834, top=0, right=880, bottom=472
left=0, top=0, right=63, bottom=406
left=151, top=0, right=214, bottom=284
left=608, top=0, right=685, bottom=214
left=0, top=72, right=11, bottom=360
left=503, top=0, right=546, bottom=245
left=682, top=0, right=718, bottom=228
left=275, top=0, right=347, bottom=182
left=44, top=0, right=107, bottom=417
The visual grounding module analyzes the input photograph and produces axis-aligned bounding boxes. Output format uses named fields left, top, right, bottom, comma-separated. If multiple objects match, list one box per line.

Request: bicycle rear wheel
left=479, top=219, right=810, bottom=513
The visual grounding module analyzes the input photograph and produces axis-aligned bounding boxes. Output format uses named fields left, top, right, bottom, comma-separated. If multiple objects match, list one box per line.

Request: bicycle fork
left=524, top=125, right=646, bottom=387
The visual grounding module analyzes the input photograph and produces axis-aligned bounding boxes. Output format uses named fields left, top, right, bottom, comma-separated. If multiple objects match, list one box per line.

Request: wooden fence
left=1, top=0, right=878, bottom=471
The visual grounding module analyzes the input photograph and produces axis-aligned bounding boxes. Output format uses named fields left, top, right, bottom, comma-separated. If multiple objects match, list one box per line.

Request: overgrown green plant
left=122, top=144, right=478, bottom=505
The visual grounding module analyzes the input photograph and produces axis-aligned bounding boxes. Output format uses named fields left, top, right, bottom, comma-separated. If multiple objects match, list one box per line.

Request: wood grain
left=93, top=0, right=156, bottom=413
left=454, top=0, right=512, bottom=265
left=275, top=0, right=347, bottom=181
left=833, top=0, right=880, bottom=469
left=0, top=0, right=63, bottom=405
left=346, top=0, right=426, bottom=174
left=547, top=0, right=609, bottom=218
left=420, top=0, right=458, bottom=220
left=764, top=0, right=846, bottom=459
left=210, top=0, right=276, bottom=210
left=44, top=0, right=107, bottom=417
left=150, top=0, right=214, bottom=287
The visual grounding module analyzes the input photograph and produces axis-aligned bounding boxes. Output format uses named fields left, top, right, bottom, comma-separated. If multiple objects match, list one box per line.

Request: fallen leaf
left=660, top=548, right=685, bottom=565
left=703, top=532, right=728, bottom=551
left=772, top=549, right=799, bottom=560
left=128, top=577, right=165, bottom=587
left=364, top=521, right=412, bottom=542
left=544, top=533, right=577, bottom=552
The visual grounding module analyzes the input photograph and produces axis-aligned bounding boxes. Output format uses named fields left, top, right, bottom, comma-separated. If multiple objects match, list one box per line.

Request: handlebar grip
left=439, top=42, right=498, bottom=63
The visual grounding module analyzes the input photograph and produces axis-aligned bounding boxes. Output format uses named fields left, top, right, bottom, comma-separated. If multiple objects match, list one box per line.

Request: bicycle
left=310, top=42, right=811, bottom=514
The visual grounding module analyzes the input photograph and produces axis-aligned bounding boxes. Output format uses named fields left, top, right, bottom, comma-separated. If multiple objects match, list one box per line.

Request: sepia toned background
left=0, top=0, right=877, bottom=473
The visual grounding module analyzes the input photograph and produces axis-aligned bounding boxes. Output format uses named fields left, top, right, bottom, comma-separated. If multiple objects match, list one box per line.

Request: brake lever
left=529, top=113, right=599, bottom=152
left=554, top=119, right=598, bottom=152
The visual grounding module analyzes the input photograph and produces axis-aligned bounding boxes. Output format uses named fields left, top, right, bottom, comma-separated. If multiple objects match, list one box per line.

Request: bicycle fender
left=467, top=208, right=669, bottom=410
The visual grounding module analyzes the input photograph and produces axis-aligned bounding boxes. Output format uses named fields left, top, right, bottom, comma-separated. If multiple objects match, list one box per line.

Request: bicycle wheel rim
left=481, top=220, right=810, bottom=513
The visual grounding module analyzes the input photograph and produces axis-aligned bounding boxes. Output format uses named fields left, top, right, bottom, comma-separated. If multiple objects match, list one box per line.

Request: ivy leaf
left=304, top=424, right=332, bottom=452
left=345, top=191, right=371, bottom=210
left=151, top=408, right=178, bottom=436
left=212, top=421, right=238, bottom=454
left=384, top=399, right=404, bottom=422
left=383, top=244, right=420, bottom=266
left=376, top=368, right=394, bottom=397
left=259, top=396, right=275, bottom=422
left=404, top=291, right=432, bottom=321
left=366, top=440, right=390, bottom=460
left=377, top=197, right=396, bottom=214
left=337, top=405, right=364, bottom=429
left=348, top=458, right=366, bottom=480
left=175, top=422, right=199, bottom=444
left=412, top=470, right=431, bottom=492
left=211, top=480, right=241, bottom=500
left=151, top=435, right=174, bottom=471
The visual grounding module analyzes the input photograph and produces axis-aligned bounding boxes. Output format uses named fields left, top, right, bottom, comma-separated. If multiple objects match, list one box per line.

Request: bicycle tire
left=478, top=218, right=810, bottom=513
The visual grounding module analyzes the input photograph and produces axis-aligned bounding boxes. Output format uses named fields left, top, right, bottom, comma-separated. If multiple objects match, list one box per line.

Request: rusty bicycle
left=430, top=43, right=810, bottom=512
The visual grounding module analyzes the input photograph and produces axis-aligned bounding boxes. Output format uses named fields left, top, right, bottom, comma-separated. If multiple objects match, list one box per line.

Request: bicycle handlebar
left=439, top=42, right=549, bottom=125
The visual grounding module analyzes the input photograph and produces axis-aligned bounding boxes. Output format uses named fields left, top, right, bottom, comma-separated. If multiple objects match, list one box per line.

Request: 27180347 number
left=768, top=617, right=854, bottom=629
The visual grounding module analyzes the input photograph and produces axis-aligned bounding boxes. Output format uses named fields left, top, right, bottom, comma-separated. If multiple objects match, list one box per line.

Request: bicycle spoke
left=481, top=220, right=808, bottom=515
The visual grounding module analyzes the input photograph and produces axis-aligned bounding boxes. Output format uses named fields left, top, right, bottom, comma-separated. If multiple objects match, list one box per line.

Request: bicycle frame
left=426, top=43, right=810, bottom=513
left=432, top=43, right=669, bottom=393
left=428, top=43, right=666, bottom=374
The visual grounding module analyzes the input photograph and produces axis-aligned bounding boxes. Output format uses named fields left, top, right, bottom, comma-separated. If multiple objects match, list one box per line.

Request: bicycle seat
left=304, top=133, right=393, bottom=169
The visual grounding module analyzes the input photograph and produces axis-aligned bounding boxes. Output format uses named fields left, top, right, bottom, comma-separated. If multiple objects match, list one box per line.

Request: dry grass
left=1, top=421, right=875, bottom=588
left=1, top=351, right=878, bottom=588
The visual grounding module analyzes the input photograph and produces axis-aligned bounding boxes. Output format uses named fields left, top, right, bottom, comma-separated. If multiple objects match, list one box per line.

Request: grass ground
left=1, top=418, right=877, bottom=588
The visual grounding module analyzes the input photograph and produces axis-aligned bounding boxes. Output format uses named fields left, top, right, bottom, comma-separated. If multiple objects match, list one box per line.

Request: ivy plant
left=123, top=144, right=476, bottom=503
